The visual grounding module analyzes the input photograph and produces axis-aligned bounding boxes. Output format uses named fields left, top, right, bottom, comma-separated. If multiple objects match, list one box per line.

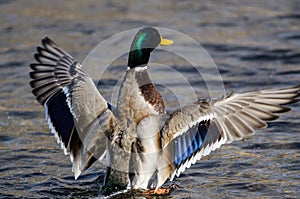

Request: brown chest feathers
left=135, top=69, right=165, bottom=114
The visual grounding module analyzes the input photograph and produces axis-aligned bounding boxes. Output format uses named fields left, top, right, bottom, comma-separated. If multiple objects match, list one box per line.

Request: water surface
left=0, top=0, right=299, bottom=198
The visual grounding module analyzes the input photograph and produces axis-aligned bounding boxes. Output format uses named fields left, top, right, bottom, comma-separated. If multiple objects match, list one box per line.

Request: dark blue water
left=1, top=1, right=299, bottom=198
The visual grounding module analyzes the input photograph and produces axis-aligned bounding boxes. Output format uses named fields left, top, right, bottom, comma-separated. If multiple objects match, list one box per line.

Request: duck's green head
left=128, top=27, right=173, bottom=69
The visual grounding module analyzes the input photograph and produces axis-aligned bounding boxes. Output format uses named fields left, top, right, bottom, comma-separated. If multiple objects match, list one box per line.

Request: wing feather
left=159, top=85, right=299, bottom=184
left=29, top=37, right=119, bottom=179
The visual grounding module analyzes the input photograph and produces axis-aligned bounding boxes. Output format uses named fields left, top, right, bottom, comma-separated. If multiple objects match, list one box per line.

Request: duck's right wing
left=29, top=37, right=120, bottom=179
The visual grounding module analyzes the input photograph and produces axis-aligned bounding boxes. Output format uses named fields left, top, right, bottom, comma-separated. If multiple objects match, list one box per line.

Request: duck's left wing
left=158, top=85, right=300, bottom=185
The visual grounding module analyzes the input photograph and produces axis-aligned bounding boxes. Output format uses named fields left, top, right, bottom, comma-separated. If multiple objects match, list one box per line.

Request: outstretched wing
left=158, top=85, right=300, bottom=185
left=29, top=37, right=119, bottom=178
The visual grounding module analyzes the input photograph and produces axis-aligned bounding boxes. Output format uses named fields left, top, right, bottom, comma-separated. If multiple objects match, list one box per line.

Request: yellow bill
left=160, top=36, right=174, bottom=46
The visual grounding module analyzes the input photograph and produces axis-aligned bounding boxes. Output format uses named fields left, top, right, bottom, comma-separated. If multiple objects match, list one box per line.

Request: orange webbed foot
left=143, top=184, right=180, bottom=196
left=143, top=187, right=170, bottom=196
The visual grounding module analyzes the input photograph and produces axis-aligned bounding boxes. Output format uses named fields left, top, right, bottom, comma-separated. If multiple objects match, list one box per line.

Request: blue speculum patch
left=173, top=122, right=209, bottom=167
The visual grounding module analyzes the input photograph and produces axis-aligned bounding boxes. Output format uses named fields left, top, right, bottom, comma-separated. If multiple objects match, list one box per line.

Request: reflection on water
left=0, top=0, right=299, bottom=198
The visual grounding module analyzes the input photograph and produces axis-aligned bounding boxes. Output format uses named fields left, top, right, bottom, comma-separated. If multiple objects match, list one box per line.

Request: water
left=1, top=0, right=299, bottom=198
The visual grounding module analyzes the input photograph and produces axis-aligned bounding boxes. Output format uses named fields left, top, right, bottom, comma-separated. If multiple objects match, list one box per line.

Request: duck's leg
left=143, top=183, right=180, bottom=195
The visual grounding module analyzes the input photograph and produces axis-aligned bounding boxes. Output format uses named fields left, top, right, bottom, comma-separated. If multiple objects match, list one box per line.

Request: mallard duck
left=29, top=27, right=300, bottom=196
